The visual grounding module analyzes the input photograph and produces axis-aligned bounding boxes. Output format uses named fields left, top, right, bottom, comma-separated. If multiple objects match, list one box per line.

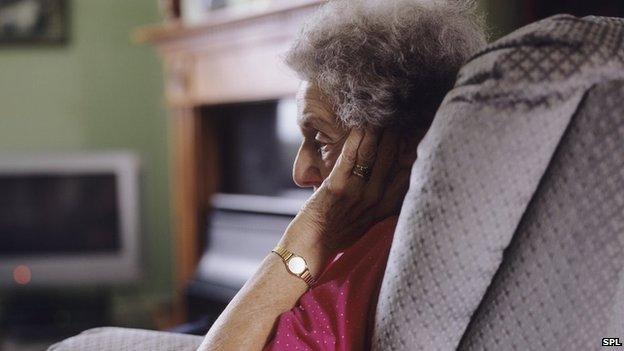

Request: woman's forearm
left=197, top=226, right=332, bottom=351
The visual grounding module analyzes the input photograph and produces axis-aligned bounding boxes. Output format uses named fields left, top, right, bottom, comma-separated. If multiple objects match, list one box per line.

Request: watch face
left=287, top=256, right=306, bottom=275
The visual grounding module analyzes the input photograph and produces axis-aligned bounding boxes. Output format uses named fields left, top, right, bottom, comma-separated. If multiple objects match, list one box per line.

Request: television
left=0, top=152, right=141, bottom=288
left=208, top=98, right=311, bottom=198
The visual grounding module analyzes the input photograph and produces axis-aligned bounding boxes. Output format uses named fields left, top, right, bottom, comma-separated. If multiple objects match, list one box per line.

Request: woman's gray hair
left=285, top=0, right=487, bottom=131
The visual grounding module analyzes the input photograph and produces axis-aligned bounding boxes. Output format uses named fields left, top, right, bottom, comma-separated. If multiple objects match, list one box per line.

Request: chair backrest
left=373, top=15, right=624, bottom=350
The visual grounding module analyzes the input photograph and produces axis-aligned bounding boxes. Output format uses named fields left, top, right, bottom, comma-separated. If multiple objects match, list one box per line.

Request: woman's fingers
left=348, top=127, right=381, bottom=187
left=326, top=127, right=382, bottom=197
left=356, top=127, right=381, bottom=168
left=326, top=129, right=364, bottom=196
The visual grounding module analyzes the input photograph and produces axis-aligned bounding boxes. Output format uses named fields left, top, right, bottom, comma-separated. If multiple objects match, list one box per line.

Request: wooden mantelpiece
left=137, top=0, right=322, bottom=324
left=137, top=0, right=321, bottom=107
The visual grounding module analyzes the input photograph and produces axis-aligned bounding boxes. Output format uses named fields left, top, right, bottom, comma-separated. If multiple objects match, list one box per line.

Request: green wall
left=0, top=1, right=172, bottom=326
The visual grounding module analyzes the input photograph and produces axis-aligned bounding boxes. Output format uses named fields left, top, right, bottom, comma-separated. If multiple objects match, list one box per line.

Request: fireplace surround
left=137, top=0, right=322, bottom=326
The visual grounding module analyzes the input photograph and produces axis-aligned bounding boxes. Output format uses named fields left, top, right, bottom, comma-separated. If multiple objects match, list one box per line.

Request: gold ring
left=352, top=164, right=371, bottom=179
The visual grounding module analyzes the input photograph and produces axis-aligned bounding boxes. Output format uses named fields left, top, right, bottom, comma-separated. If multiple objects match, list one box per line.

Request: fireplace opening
left=204, top=98, right=311, bottom=199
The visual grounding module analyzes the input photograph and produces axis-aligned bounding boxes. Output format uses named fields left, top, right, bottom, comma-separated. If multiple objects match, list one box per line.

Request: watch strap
left=272, top=246, right=294, bottom=261
left=299, top=269, right=315, bottom=286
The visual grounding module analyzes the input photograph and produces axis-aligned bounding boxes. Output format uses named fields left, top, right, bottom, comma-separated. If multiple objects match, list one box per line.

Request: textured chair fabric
left=48, top=327, right=203, bottom=351
left=372, top=15, right=624, bottom=351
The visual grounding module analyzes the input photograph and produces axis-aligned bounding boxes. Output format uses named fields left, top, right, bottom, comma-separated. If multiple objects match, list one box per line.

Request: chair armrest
left=48, top=327, right=204, bottom=351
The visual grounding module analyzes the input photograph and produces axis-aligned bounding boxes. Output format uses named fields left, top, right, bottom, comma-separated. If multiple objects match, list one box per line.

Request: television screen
left=0, top=174, right=120, bottom=256
left=209, top=99, right=307, bottom=197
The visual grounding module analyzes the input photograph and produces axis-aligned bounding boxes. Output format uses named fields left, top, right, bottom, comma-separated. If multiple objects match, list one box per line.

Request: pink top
left=264, top=216, right=398, bottom=351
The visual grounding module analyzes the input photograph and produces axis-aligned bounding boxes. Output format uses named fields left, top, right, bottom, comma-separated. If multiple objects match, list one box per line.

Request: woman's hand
left=280, top=128, right=411, bottom=273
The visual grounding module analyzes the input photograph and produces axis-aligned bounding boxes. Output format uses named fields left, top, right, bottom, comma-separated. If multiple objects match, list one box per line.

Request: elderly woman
left=199, top=0, right=485, bottom=350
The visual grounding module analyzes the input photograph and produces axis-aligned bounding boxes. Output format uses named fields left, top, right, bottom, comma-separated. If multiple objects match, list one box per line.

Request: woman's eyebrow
left=298, top=113, right=327, bottom=130
left=301, top=116, right=343, bottom=140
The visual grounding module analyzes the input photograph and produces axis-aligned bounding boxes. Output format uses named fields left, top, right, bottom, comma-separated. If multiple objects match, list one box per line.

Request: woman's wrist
left=277, top=222, right=335, bottom=278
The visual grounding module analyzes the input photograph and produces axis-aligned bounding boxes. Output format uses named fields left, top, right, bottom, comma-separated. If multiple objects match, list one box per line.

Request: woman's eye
left=313, top=139, right=327, bottom=153
left=313, top=132, right=333, bottom=155
left=314, top=132, right=332, bottom=144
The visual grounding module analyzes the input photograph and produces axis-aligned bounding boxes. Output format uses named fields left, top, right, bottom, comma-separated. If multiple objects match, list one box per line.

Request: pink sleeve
left=263, top=217, right=397, bottom=351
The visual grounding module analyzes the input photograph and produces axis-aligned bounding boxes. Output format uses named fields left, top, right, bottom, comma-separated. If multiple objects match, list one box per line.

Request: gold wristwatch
left=272, top=246, right=315, bottom=286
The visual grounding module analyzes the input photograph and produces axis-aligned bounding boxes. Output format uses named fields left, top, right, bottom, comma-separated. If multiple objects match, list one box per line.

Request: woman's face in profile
left=293, top=82, right=348, bottom=190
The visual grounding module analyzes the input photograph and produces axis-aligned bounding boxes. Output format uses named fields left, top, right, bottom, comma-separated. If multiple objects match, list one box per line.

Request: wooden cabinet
left=136, top=0, right=321, bottom=325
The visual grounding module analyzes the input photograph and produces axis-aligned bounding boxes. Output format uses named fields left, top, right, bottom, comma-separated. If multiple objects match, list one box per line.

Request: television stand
left=1, top=289, right=111, bottom=342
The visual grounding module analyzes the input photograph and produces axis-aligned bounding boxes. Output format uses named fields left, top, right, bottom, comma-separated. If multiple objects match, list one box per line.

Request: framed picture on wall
left=0, top=0, right=69, bottom=44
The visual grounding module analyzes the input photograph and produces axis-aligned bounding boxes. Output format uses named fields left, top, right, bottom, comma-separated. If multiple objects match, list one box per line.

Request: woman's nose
left=293, top=144, right=323, bottom=188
